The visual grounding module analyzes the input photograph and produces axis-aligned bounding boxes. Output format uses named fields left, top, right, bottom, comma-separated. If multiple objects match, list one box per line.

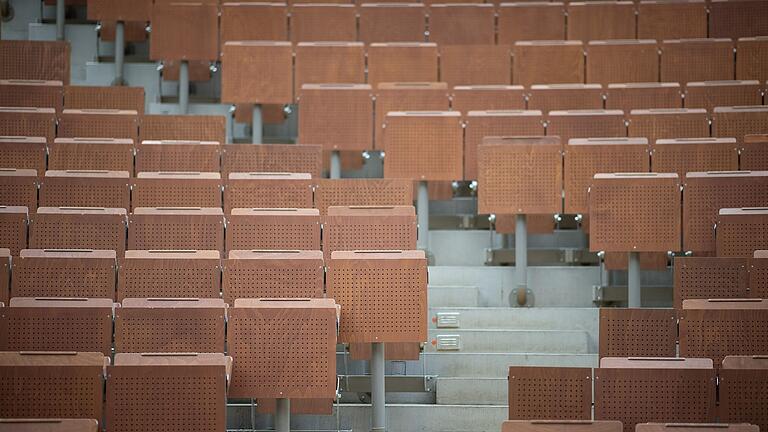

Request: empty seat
left=0, top=351, right=106, bottom=419
left=741, top=134, right=768, bottom=170
left=149, top=2, right=218, bottom=62
left=628, top=108, right=710, bottom=144
left=128, top=207, right=224, bottom=252
left=290, top=4, right=356, bottom=43
left=0, top=206, right=27, bottom=255
left=39, top=170, right=130, bottom=209
left=323, top=205, right=416, bottom=260
left=637, top=0, right=707, bottom=40
left=358, top=3, right=426, bottom=44
left=226, top=208, right=321, bottom=252
left=567, top=2, right=636, bottom=42
left=599, top=308, right=677, bottom=358
left=294, top=42, right=365, bottom=98
left=673, top=256, right=750, bottom=310
left=117, top=250, right=221, bottom=301
left=528, top=84, right=604, bottom=113
left=586, top=40, right=660, bottom=85
left=139, top=115, right=226, bottom=146
left=49, top=138, right=134, bottom=174
left=12, top=249, right=116, bottom=299
left=0, top=107, right=56, bottom=142
left=0, top=40, right=70, bottom=84
left=131, top=172, right=222, bottom=210
left=57, top=109, right=139, bottom=142
left=709, top=0, right=768, bottom=39
left=314, top=178, right=413, bottom=215
left=222, top=144, right=322, bottom=178
left=713, top=106, right=768, bottom=143
left=653, top=138, right=739, bottom=177
left=684, top=80, right=762, bottom=111
left=63, top=86, right=145, bottom=114
left=507, top=367, right=592, bottom=420
left=497, top=3, right=565, bottom=44
left=605, top=83, right=682, bottom=112
left=0, top=297, right=113, bottom=355
left=0, top=136, right=46, bottom=173
left=374, top=82, right=450, bottom=150
left=451, top=85, right=526, bottom=112
left=660, top=39, right=735, bottom=83
left=720, top=357, right=768, bottom=430
left=503, top=421, right=622, bottom=432
left=221, top=41, right=293, bottom=106
left=298, top=84, right=373, bottom=151
left=716, top=208, right=768, bottom=257
left=546, top=110, right=627, bottom=145
left=427, top=4, right=495, bottom=45
left=223, top=250, right=324, bottom=304
left=224, top=173, right=314, bottom=213
left=464, top=111, right=545, bottom=180
left=735, top=37, right=768, bottom=82
left=513, top=41, right=584, bottom=87
left=219, top=2, right=288, bottom=46
left=439, top=45, right=511, bottom=87
left=366, top=43, right=439, bottom=87
left=0, top=169, right=37, bottom=210
left=0, top=419, right=99, bottom=432
left=0, top=79, right=63, bottom=112
left=136, top=139, right=220, bottom=173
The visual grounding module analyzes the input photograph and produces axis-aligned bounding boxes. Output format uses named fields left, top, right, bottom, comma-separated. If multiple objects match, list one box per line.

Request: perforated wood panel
left=451, top=85, right=526, bottom=112
left=720, top=356, right=768, bottom=430
left=567, top=2, right=636, bottom=42
left=221, top=41, right=293, bottom=104
left=358, top=3, right=426, bottom=44
left=58, top=109, right=139, bottom=142
left=709, top=0, right=768, bottom=39
left=503, top=421, right=623, bottom=432
left=100, top=21, right=147, bottom=43
left=348, top=341, right=420, bottom=361
left=87, top=0, right=151, bottom=21
left=0, top=79, right=63, bottom=112
left=465, top=111, right=545, bottom=181
left=716, top=208, right=768, bottom=258
left=374, top=82, right=449, bottom=150
left=162, top=59, right=211, bottom=82
left=224, top=173, right=314, bottom=213
left=513, top=41, right=584, bottom=87
left=314, top=179, right=413, bottom=215
left=684, top=81, right=762, bottom=112
left=226, top=208, right=320, bottom=252
left=0, top=351, right=105, bottom=420
left=427, top=4, right=494, bottom=45
left=673, top=256, right=749, bottom=310
left=599, top=308, right=677, bottom=358
left=222, top=144, right=322, bottom=178
left=290, top=4, right=356, bottom=43
left=585, top=40, right=659, bottom=85
left=0, top=249, right=7, bottom=305
left=546, top=110, right=627, bottom=146
left=736, top=37, right=768, bottom=82
left=595, top=357, right=716, bottom=432
left=0, top=107, right=56, bottom=142
left=39, top=170, right=130, bottom=209
left=653, top=138, right=738, bottom=177
left=741, top=134, right=768, bottom=170
left=438, top=45, right=511, bottom=87
left=637, top=0, right=707, bottom=40
left=149, top=2, right=218, bottom=61
left=660, top=39, right=735, bottom=84
left=106, top=353, right=228, bottom=432
left=636, top=423, right=758, bottom=432
left=132, top=172, right=222, bottom=210
left=0, top=298, right=113, bottom=355
left=680, top=299, right=768, bottom=368
left=298, top=84, right=373, bottom=151
left=49, top=138, right=134, bottom=174
left=366, top=43, right=439, bottom=87
left=750, top=255, right=768, bottom=299
left=628, top=109, right=710, bottom=145
left=0, top=40, right=70, bottom=84
left=0, top=170, right=37, bottom=212
left=0, top=207, right=28, bottom=255
left=495, top=214, right=556, bottom=235
left=117, top=250, right=220, bottom=301
left=328, top=250, right=427, bottom=343
left=220, top=2, right=288, bottom=46
left=294, top=43, right=365, bottom=99
left=497, top=3, right=565, bottom=44
left=589, top=173, right=681, bottom=252
left=528, top=84, right=604, bottom=113
left=128, top=207, right=224, bottom=252
left=139, top=115, right=226, bottom=146
left=63, top=86, right=145, bottom=114
left=713, top=106, right=768, bottom=144
left=605, top=83, right=682, bottom=112
left=323, top=206, right=416, bottom=260
left=12, top=249, right=116, bottom=299
left=0, top=419, right=100, bottom=432
left=507, top=366, right=592, bottom=420
left=0, top=136, right=47, bottom=173
left=29, top=207, right=126, bottom=255
left=135, top=140, right=220, bottom=172
left=115, top=298, right=226, bottom=353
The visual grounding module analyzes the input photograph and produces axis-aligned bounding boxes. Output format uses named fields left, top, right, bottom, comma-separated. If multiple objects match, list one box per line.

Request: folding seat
left=439, top=45, right=511, bottom=87
left=39, top=170, right=130, bottom=209
left=513, top=41, right=585, bottom=87
left=87, top=0, right=151, bottom=23
left=0, top=249, right=7, bottom=305
left=135, top=139, right=220, bottom=173
left=115, top=298, right=227, bottom=353
left=0, top=136, right=46, bottom=173
left=221, top=41, right=294, bottom=106
left=139, top=114, right=226, bottom=146
left=0, top=419, right=99, bottom=432
left=735, top=37, right=768, bottom=82
left=314, top=178, right=413, bottom=215
left=106, top=353, right=230, bottom=432
left=0, top=168, right=38, bottom=210
left=464, top=111, right=545, bottom=180
left=599, top=308, right=677, bottom=358
left=527, top=84, right=604, bottom=113
left=382, top=111, right=463, bottom=181
left=594, top=357, right=716, bottom=431
left=226, top=208, right=320, bottom=252
left=298, top=84, right=373, bottom=151
left=546, top=110, right=627, bottom=146
left=49, top=138, right=134, bottom=174
left=366, top=43, right=439, bottom=88
left=131, top=172, right=222, bottom=210
left=716, top=208, right=768, bottom=257
left=0, top=297, right=114, bottom=355
left=451, top=85, right=526, bottom=112
left=223, top=250, right=324, bottom=304
left=0, top=107, right=56, bottom=142
left=219, top=2, right=288, bottom=48
left=586, top=40, right=660, bottom=85
left=427, top=4, right=495, bottom=45
left=290, top=4, right=356, bottom=43
left=100, top=21, right=148, bottom=44
left=507, top=366, right=593, bottom=420
left=323, top=205, right=416, bottom=259
left=222, top=144, right=322, bottom=178
left=0, top=352, right=106, bottom=420
left=162, top=60, right=212, bottom=82
left=117, top=250, right=220, bottom=301
left=128, top=207, right=225, bottom=252
left=57, top=109, right=139, bottom=142
left=719, top=357, right=768, bottom=431
left=567, top=1, right=637, bottom=42
left=30, top=207, right=127, bottom=255
left=637, top=0, right=707, bottom=40
left=628, top=108, right=710, bottom=144
left=713, top=106, right=768, bottom=143
left=63, top=85, right=145, bottom=114
left=224, top=173, right=314, bottom=213
left=673, top=256, right=750, bottom=310
left=374, top=82, right=449, bottom=150
left=358, top=3, right=426, bottom=44
left=0, top=40, right=70, bottom=84
left=149, top=2, right=218, bottom=63
left=0, top=206, right=27, bottom=255
left=605, top=83, right=682, bottom=112
left=660, top=39, right=735, bottom=83
left=294, top=42, right=366, bottom=99
left=503, top=421, right=623, bottom=432
left=497, top=2, right=565, bottom=45
left=564, top=138, right=649, bottom=215
left=709, top=0, right=768, bottom=40
left=740, top=134, right=768, bottom=170
left=684, top=80, right=762, bottom=111
left=652, top=137, right=738, bottom=177
left=0, top=79, right=63, bottom=112
left=12, top=249, right=115, bottom=299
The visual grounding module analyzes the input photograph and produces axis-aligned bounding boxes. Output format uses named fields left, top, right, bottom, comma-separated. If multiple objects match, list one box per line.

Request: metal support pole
left=252, top=103, right=263, bottom=144
left=330, top=150, right=341, bottom=179
left=56, top=0, right=65, bottom=41
left=275, top=398, right=290, bottom=432
left=371, top=342, right=385, bottom=432
left=628, top=251, right=641, bottom=307
left=178, top=60, right=190, bottom=114
left=113, top=21, right=125, bottom=86
left=515, top=214, right=527, bottom=290
left=417, top=180, right=429, bottom=252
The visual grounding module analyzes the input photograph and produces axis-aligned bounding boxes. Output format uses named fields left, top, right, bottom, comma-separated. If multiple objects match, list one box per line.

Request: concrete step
left=426, top=329, right=590, bottom=354
left=437, top=377, right=507, bottom=405
left=429, top=285, right=479, bottom=307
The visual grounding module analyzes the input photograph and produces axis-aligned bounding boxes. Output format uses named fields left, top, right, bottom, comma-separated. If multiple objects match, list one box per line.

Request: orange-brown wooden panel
left=223, top=250, right=324, bottom=304
left=382, top=111, right=463, bottom=181
left=57, top=109, right=139, bottom=142
left=652, top=138, right=739, bottom=177
left=162, top=60, right=211, bottom=82
left=684, top=80, right=762, bottom=112
left=605, top=83, right=682, bottom=112
left=314, top=178, right=413, bottom=215
left=222, top=144, right=322, bottom=177
left=546, top=110, right=627, bottom=146
left=589, top=173, right=681, bottom=252
left=87, top=0, right=152, bottom=21
left=0, top=419, right=100, bottom=432
left=0, top=79, right=63, bottom=112
left=599, top=308, right=677, bottom=358
left=513, top=41, right=584, bottom=87
left=220, top=2, right=288, bottom=48
left=136, top=140, right=220, bottom=173
left=0, top=107, right=56, bottom=143
left=11, top=249, right=116, bottom=299
left=290, top=4, right=356, bottom=43
left=63, top=86, right=144, bottom=114
left=128, top=207, right=224, bottom=252
left=49, top=138, right=134, bottom=174
left=637, top=0, right=707, bottom=40
left=628, top=109, right=710, bottom=145
left=0, top=249, right=8, bottom=305
left=140, top=114, right=226, bottom=145
left=100, top=21, right=147, bottom=43
left=323, top=205, right=416, bottom=260
left=586, top=40, right=659, bottom=85
left=29, top=207, right=126, bottom=255
left=229, top=299, right=336, bottom=398
left=224, top=173, right=314, bottom=213
left=451, top=85, right=526, bottom=112
left=0, top=206, right=28, bottom=256
left=660, top=38, right=735, bottom=84
left=427, top=4, right=495, bottom=45
left=348, top=341, right=420, bottom=361
left=226, top=208, right=320, bottom=252
left=0, top=136, right=45, bottom=175
left=39, top=170, right=130, bottom=210
left=235, top=104, right=286, bottom=125
left=117, top=250, right=220, bottom=301
left=464, top=111, right=545, bottom=181
left=503, top=421, right=623, bottom=432
left=294, top=42, right=366, bottom=100
left=673, top=256, right=749, bottom=310
left=497, top=2, right=565, bottom=45
left=0, top=40, right=70, bottom=84
left=366, top=43, right=439, bottom=88
left=735, top=37, right=768, bottom=82
left=508, top=366, right=592, bottom=420
left=374, top=82, right=449, bottom=150
left=602, top=251, right=669, bottom=271
left=298, top=84, right=373, bottom=151
left=0, top=169, right=37, bottom=211
left=527, top=84, right=604, bottom=113
left=149, top=2, right=218, bottom=61
left=567, top=1, right=636, bottom=42
left=719, top=356, right=768, bottom=431
left=713, top=106, right=768, bottom=144
left=494, top=214, right=555, bottom=235
left=131, top=172, right=222, bottom=210
left=439, top=45, right=511, bottom=87
left=741, top=134, right=768, bottom=170
left=0, top=297, right=114, bottom=355
left=709, top=0, right=768, bottom=40
left=358, top=3, right=426, bottom=44
left=716, top=208, right=768, bottom=258
left=221, top=41, right=293, bottom=105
